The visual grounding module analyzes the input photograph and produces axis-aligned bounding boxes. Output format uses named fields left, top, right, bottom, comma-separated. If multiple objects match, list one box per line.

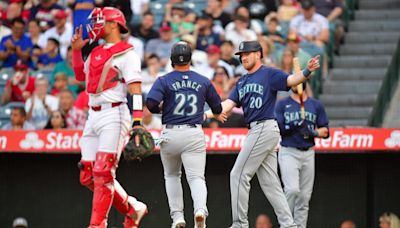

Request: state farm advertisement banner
left=0, top=128, right=400, bottom=153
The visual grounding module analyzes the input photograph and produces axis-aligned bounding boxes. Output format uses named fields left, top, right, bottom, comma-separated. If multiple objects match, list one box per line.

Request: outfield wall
left=0, top=152, right=399, bottom=228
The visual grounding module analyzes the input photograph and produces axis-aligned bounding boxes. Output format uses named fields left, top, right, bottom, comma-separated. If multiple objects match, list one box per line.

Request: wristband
left=312, top=130, right=319, bottom=137
left=302, top=68, right=312, bottom=78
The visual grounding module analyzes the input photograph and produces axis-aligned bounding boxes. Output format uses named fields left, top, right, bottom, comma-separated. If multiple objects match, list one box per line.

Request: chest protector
left=86, top=41, right=133, bottom=94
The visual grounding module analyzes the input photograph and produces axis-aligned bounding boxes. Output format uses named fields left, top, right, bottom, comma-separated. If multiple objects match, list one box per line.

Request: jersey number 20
left=173, top=93, right=198, bottom=116
left=250, top=97, right=262, bottom=109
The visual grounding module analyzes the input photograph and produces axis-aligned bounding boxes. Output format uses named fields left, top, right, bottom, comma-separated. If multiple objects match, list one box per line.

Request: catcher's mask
left=86, top=7, right=129, bottom=43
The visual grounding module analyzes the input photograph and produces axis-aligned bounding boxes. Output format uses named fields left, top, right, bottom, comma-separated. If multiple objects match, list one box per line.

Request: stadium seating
left=320, top=0, right=400, bottom=127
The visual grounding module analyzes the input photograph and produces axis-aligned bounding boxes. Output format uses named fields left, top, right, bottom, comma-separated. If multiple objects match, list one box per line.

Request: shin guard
left=79, top=160, right=94, bottom=190
left=90, top=152, right=117, bottom=226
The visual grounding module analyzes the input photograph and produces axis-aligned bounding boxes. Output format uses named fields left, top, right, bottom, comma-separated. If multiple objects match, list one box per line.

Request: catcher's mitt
left=123, top=127, right=155, bottom=161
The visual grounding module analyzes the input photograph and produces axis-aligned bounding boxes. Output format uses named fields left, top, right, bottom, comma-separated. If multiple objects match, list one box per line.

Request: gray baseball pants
left=230, top=120, right=297, bottom=228
left=159, top=124, right=208, bottom=223
left=278, top=146, right=315, bottom=228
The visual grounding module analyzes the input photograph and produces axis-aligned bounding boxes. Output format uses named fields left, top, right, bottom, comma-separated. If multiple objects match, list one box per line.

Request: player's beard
left=243, top=58, right=256, bottom=71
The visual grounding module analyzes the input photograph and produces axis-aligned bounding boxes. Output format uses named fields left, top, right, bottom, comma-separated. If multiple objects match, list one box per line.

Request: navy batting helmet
left=235, top=41, right=263, bottom=59
left=170, top=41, right=192, bottom=66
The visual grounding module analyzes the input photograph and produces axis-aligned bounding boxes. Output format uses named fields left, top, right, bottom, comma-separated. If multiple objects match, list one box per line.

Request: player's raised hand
left=307, top=55, right=320, bottom=72
left=71, top=25, right=89, bottom=50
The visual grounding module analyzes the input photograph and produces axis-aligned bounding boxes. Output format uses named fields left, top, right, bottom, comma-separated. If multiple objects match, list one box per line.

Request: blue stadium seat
left=0, top=68, right=14, bottom=86
left=0, top=118, right=10, bottom=129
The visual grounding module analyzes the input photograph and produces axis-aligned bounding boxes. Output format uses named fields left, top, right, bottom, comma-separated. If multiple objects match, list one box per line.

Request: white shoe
left=130, top=197, right=148, bottom=225
left=172, top=218, right=186, bottom=228
left=194, top=211, right=206, bottom=228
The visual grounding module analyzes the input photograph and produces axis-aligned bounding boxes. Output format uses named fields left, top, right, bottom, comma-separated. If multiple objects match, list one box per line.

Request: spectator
left=279, top=47, right=295, bottom=73
left=220, top=40, right=240, bottom=70
left=68, top=0, right=95, bottom=39
left=38, top=9, right=72, bottom=59
left=277, top=33, right=311, bottom=69
left=0, top=18, right=11, bottom=41
left=142, top=54, right=166, bottom=95
left=142, top=105, right=162, bottom=130
left=290, top=0, right=329, bottom=48
left=165, top=3, right=194, bottom=38
left=314, top=0, right=345, bottom=50
left=240, top=0, right=277, bottom=21
left=25, top=77, right=59, bottom=129
left=255, top=214, right=273, bottom=228
left=145, top=21, right=175, bottom=67
left=195, top=44, right=233, bottom=80
left=225, top=15, right=257, bottom=51
left=264, top=16, right=285, bottom=45
left=125, top=29, right=144, bottom=61
left=74, top=90, right=89, bottom=113
left=12, top=217, right=29, bottom=228
left=38, top=37, right=63, bottom=69
left=44, top=109, right=66, bottom=129
left=29, top=0, right=64, bottom=31
left=380, top=212, right=400, bottom=228
left=181, top=34, right=207, bottom=67
left=194, top=13, right=222, bottom=52
left=1, top=61, right=35, bottom=105
left=278, top=0, right=300, bottom=22
left=29, top=45, right=43, bottom=70
left=258, top=35, right=277, bottom=67
left=225, top=6, right=263, bottom=35
left=5, top=0, right=29, bottom=25
left=50, top=72, right=68, bottom=96
left=204, top=0, right=231, bottom=28
left=58, top=89, right=87, bottom=129
left=0, top=18, right=33, bottom=68
left=341, top=220, right=356, bottom=228
left=211, top=66, right=231, bottom=100
left=1, top=107, right=35, bottom=130
left=130, top=11, right=159, bottom=44
left=27, top=19, right=44, bottom=46
left=51, top=46, right=82, bottom=95
left=129, top=0, right=149, bottom=26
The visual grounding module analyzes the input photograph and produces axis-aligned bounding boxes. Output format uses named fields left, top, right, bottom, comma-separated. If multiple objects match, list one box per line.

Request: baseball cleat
left=172, top=218, right=186, bottom=228
left=194, top=211, right=206, bottom=228
left=123, top=197, right=148, bottom=228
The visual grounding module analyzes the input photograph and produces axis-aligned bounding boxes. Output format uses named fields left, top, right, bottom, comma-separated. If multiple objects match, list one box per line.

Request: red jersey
left=7, top=76, right=36, bottom=102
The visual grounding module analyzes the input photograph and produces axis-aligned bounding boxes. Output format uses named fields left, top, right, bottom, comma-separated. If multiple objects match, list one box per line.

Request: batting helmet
left=235, top=41, right=264, bottom=59
left=170, top=41, right=192, bottom=66
left=86, top=7, right=128, bottom=42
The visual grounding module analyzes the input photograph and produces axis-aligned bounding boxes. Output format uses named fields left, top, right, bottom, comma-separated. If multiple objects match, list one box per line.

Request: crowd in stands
left=0, top=0, right=346, bottom=130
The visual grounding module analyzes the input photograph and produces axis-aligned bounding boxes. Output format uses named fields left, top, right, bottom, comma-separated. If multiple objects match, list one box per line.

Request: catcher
left=71, top=7, right=152, bottom=228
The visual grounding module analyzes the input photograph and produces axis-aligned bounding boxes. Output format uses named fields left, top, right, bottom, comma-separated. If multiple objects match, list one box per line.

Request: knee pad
left=93, top=152, right=118, bottom=185
left=78, top=160, right=94, bottom=189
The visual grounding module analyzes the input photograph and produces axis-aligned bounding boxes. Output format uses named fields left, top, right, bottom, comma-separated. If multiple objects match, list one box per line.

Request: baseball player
left=146, top=41, right=223, bottom=228
left=275, top=82, right=329, bottom=228
left=205, top=41, right=320, bottom=228
left=71, top=7, right=147, bottom=228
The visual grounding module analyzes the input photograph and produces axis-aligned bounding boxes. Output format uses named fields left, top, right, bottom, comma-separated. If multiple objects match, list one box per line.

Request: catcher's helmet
left=170, top=41, right=192, bottom=66
left=87, top=7, right=128, bottom=43
left=235, top=41, right=263, bottom=59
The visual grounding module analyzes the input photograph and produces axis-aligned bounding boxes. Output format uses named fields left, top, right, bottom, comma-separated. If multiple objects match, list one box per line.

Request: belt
left=90, top=102, right=123, bottom=111
left=247, top=119, right=268, bottom=129
left=165, top=124, right=198, bottom=129
left=296, top=147, right=311, bottom=151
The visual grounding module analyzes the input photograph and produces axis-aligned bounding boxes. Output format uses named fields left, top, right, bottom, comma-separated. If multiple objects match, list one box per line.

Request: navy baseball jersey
left=228, top=66, right=290, bottom=124
left=146, top=70, right=221, bottom=124
left=275, top=96, right=329, bottom=148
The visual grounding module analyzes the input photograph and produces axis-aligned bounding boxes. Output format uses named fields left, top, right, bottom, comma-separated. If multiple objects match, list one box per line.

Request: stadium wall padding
left=0, top=153, right=399, bottom=228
